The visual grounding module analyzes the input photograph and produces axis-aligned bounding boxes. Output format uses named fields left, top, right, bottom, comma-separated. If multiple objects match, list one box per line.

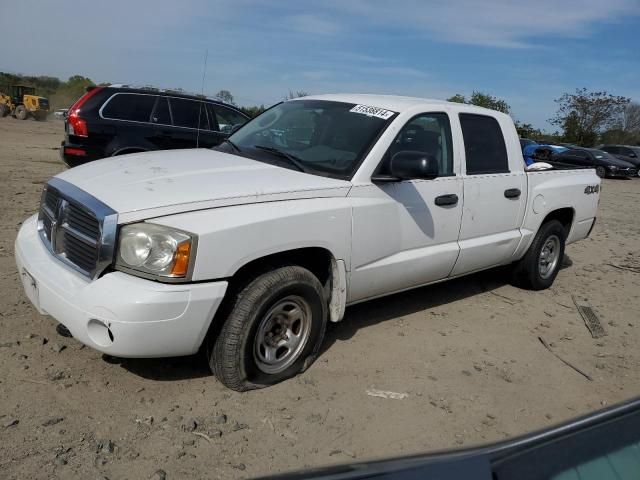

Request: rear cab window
left=459, top=113, right=509, bottom=174
left=101, top=93, right=156, bottom=122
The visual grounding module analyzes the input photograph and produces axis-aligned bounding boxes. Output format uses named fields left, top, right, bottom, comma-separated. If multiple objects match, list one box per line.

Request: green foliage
left=447, top=91, right=510, bottom=114
left=446, top=93, right=466, bottom=104
left=550, top=88, right=630, bottom=147
left=240, top=105, right=266, bottom=118
left=514, top=121, right=543, bottom=139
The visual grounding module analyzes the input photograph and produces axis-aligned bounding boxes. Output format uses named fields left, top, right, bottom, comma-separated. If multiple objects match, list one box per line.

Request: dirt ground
left=1, top=117, right=639, bottom=480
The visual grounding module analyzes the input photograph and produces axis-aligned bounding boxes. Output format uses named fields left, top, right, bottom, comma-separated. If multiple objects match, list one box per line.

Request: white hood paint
left=57, top=149, right=352, bottom=222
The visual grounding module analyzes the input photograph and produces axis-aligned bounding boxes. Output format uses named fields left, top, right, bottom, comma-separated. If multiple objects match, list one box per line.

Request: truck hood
left=57, top=149, right=352, bottom=222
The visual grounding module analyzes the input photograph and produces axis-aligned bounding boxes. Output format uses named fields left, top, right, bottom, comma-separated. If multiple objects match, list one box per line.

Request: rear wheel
left=209, top=266, right=327, bottom=391
left=512, top=220, right=566, bottom=290
left=595, top=166, right=606, bottom=178
left=0, top=104, right=7, bottom=117
left=15, top=105, right=28, bottom=120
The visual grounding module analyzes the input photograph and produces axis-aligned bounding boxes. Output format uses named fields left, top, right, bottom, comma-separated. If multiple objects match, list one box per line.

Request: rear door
left=451, top=113, right=526, bottom=275
left=166, top=97, right=219, bottom=149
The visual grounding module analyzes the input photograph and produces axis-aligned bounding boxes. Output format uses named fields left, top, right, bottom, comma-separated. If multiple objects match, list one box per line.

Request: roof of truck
left=297, top=93, right=503, bottom=116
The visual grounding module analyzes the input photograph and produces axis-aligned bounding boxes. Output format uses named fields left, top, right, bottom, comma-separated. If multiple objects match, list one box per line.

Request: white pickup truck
left=15, top=94, right=600, bottom=391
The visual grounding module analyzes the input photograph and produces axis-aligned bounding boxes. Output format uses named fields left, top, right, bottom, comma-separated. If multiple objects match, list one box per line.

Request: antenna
left=196, top=49, right=208, bottom=149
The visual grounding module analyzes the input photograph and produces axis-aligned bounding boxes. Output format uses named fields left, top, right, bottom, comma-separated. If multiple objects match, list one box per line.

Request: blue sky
left=1, top=0, right=639, bottom=130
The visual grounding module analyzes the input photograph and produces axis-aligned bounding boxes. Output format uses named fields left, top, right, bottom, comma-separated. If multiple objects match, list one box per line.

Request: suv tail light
left=67, top=86, right=103, bottom=137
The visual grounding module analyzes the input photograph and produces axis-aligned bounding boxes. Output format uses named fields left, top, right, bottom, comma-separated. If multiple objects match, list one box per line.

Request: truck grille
left=38, top=178, right=117, bottom=279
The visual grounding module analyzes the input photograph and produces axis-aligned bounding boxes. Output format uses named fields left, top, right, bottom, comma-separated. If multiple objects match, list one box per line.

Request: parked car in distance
left=598, top=145, right=640, bottom=174
left=60, top=84, right=249, bottom=167
left=552, top=147, right=637, bottom=178
left=16, top=94, right=600, bottom=391
left=519, top=138, right=537, bottom=149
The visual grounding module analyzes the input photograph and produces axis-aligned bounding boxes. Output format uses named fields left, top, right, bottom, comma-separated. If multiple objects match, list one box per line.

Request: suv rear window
left=460, top=113, right=509, bottom=174
left=101, top=93, right=156, bottom=122
left=170, top=98, right=208, bottom=129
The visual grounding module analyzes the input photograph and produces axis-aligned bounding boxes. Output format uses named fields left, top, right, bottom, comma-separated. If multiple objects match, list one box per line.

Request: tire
left=0, top=103, right=7, bottom=118
left=512, top=220, right=566, bottom=290
left=15, top=105, right=28, bottom=120
left=209, top=266, right=327, bottom=391
left=595, top=166, right=606, bottom=178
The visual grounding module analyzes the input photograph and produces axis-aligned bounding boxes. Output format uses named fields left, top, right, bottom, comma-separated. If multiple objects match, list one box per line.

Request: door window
left=151, top=97, right=171, bottom=124
left=101, top=93, right=156, bottom=122
left=212, top=105, right=248, bottom=133
left=169, top=98, right=208, bottom=129
left=379, top=112, right=454, bottom=176
left=460, top=113, right=509, bottom=174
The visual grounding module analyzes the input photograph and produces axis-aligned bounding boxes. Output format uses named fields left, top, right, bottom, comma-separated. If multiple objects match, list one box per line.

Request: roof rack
left=107, top=84, right=221, bottom=103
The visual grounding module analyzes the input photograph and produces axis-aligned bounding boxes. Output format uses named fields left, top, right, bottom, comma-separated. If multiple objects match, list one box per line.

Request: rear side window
left=170, top=98, right=208, bottom=129
left=101, top=94, right=156, bottom=122
left=151, top=97, right=171, bottom=124
left=211, top=105, right=247, bottom=133
left=460, top=113, right=509, bottom=174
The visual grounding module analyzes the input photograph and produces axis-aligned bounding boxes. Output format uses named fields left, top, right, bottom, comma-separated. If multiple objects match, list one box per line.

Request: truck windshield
left=223, top=100, right=396, bottom=179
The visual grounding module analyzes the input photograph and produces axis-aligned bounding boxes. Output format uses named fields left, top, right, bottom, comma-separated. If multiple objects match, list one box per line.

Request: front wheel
left=512, top=220, right=566, bottom=290
left=209, top=266, right=327, bottom=391
left=595, top=166, right=606, bottom=178
left=15, top=105, right=28, bottom=120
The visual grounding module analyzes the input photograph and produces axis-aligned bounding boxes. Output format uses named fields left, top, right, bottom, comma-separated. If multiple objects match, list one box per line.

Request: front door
left=349, top=112, right=463, bottom=303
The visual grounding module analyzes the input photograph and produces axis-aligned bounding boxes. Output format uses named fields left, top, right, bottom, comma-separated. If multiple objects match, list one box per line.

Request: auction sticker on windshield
left=350, top=104, right=395, bottom=120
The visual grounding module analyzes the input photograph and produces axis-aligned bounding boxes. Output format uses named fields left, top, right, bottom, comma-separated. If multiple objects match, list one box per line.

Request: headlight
left=116, top=223, right=195, bottom=280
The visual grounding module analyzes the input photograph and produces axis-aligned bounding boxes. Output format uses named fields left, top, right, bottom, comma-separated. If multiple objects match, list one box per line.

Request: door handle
left=434, top=194, right=459, bottom=206
left=504, top=188, right=521, bottom=199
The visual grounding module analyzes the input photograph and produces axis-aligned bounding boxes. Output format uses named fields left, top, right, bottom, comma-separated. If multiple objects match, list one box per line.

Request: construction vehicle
left=0, top=85, right=50, bottom=121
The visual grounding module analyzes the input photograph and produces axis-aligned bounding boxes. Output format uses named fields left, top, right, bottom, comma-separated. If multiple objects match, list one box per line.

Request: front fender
left=148, top=198, right=353, bottom=281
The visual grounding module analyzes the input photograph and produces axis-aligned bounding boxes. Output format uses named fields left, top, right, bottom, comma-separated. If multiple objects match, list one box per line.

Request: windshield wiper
left=223, top=139, right=242, bottom=153
left=253, top=145, right=307, bottom=173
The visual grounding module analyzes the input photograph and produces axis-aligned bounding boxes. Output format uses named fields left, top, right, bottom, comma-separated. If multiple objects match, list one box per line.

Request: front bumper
left=15, top=215, right=227, bottom=358
left=607, top=167, right=637, bottom=178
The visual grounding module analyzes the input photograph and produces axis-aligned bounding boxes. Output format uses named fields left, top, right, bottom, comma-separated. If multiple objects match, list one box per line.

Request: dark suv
left=60, top=85, right=249, bottom=167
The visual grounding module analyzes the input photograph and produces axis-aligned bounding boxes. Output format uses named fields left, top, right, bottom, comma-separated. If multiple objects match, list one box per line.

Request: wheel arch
left=541, top=207, right=575, bottom=237
left=201, top=246, right=347, bottom=355
left=111, top=146, right=148, bottom=156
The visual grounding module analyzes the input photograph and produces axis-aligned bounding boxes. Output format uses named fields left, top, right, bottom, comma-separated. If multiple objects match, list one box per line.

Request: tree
left=240, top=105, right=266, bottom=118
left=215, top=90, right=235, bottom=105
left=446, top=91, right=510, bottom=114
left=514, top=121, right=542, bottom=139
left=446, top=93, right=466, bottom=104
left=284, top=90, right=309, bottom=100
left=620, top=102, right=640, bottom=135
left=550, top=88, right=630, bottom=147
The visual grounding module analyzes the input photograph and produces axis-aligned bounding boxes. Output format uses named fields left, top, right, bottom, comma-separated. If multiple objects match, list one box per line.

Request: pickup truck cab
left=15, top=94, right=600, bottom=391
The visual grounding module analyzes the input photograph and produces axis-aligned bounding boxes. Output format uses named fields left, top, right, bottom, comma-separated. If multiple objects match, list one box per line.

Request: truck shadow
left=116, top=255, right=573, bottom=382
left=320, top=266, right=510, bottom=355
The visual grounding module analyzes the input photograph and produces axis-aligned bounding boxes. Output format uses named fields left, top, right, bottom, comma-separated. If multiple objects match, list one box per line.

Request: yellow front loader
left=0, top=85, right=50, bottom=121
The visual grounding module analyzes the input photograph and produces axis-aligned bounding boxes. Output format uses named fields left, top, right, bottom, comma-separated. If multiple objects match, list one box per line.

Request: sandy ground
left=1, top=117, right=639, bottom=480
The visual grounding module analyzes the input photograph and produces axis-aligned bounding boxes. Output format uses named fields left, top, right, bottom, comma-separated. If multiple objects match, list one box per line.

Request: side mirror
left=389, top=151, right=439, bottom=180
left=230, top=123, right=243, bottom=134
left=628, top=152, right=637, bottom=158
